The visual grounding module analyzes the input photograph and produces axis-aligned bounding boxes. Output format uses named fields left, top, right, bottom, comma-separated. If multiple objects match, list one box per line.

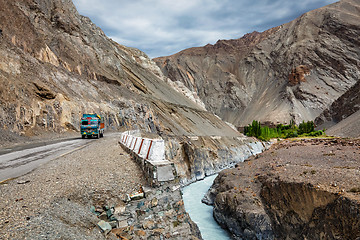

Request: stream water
left=182, top=174, right=231, bottom=240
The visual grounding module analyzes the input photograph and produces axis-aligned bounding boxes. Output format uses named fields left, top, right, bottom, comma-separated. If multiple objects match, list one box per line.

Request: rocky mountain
left=154, top=0, right=360, bottom=127
left=325, top=110, right=360, bottom=137
left=0, top=0, right=240, bottom=139
left=315, top=79, right=360, bottom=137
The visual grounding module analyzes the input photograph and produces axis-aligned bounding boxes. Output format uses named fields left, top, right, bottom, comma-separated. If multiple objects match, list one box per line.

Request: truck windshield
left=82, top=120, right=99, bottom=125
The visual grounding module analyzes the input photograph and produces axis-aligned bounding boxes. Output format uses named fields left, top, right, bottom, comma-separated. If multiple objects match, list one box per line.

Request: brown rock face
left=154, top=0, right=360, bottom=126
left=0, top=0, right=240, bottom=138
left=288, top=65, right=311, bottom=85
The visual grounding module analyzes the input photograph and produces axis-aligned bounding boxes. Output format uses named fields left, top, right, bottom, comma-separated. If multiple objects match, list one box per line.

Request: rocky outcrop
left=288, top=65, right=311, bottom=86
left=314, top=78, right=360, bottom=137
left=315, top=79, right=360, bottom=128
left=205, top=166, right=274, bottom=240
left=92, top=183, right=203, bottom=240
left=0, top=0, right=240, bottom=139
left=155, top=0, right=360, bottom=126
left=261, top=180, right=360, bottom=240
left=324, top=110, right=360, bottom=138
left=205, top=139, right=360, bottom=239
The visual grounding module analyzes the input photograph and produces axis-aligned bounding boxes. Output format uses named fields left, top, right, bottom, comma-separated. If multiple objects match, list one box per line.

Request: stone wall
left=119, top=131, right=176, bottom=187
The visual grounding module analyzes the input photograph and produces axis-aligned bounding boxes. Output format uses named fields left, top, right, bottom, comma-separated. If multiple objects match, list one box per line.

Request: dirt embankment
left=206, top=138, right=360, bottom=240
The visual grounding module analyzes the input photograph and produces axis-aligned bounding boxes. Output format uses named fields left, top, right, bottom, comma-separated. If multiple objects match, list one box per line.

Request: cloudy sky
left=72, top=0, right=338, bottom=58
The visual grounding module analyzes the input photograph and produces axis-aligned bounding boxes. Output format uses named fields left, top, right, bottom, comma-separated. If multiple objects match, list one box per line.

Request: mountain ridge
left=154, top=0, right=360, bottom=128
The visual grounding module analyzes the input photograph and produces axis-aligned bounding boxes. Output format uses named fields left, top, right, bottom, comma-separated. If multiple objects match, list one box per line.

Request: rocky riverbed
left=0, top=135, right=201, bottom=239
left=205, top=138, right=360, bottom=239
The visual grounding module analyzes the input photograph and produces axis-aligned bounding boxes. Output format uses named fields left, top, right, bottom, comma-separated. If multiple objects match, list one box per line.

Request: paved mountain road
left=0, top=133, right=119, bottom=182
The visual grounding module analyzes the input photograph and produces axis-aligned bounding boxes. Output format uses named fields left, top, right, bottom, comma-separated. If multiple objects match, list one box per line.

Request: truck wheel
left=82, top=135, right=85, bottom=139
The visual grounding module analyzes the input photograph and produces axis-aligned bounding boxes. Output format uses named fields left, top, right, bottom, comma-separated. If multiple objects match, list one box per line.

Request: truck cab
left=80, top=114, right=105, bottom=139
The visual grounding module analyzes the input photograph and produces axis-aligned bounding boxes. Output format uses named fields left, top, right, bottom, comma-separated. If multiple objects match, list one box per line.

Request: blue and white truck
left=80, top=114, right=105, bottom=139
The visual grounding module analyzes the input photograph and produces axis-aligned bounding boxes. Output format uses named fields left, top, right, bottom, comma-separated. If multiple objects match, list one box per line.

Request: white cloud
left=72, top=0, right=338, bottom=58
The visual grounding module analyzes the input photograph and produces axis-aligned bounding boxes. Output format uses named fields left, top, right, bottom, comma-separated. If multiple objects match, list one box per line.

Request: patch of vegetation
left=244, top=120, right=325, bottom=141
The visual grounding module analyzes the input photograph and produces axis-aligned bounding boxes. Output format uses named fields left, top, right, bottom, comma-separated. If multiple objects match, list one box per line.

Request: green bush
left=244, top=120, right=262, bottom=138
left=307, top=130, right=323, bottom=137
left=286, top=131, right=298, bottom=138
left=298, top=121, right=315, bottom=135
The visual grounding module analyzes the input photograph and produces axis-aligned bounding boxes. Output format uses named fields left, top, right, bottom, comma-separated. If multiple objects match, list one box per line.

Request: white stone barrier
left=120, top=132, right=166, bottom=163
left=147, top=140, right=165, bottom=163
left=119, top=131, right=175, bottom=185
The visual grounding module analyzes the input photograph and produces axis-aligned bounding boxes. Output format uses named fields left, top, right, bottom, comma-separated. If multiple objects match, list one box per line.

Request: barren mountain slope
left=0, top=0, right=240, bottom=139
left=315, top=81, right=360, bottom=137
left=325, top=110, right=360, bottom=137
left=315, top=79, right=360, bottom=127
left=314, top=76, right=360, bottom=138
left=155, top=0, right=360, bottom=127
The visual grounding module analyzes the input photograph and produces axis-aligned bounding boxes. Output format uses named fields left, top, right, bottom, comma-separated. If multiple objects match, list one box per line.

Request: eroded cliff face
left=205, top=139, right=360, bottom=239
left=155, top=0, right=360, bottom=126
left=0, top=0, right=240, bottom=139
left=261, top=181, right=360, bottom=240
left=164, top=135, right=266, bottom=184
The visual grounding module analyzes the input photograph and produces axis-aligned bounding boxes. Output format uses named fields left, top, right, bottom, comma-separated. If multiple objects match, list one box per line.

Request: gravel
left=0, top=134, right=146, bottom=239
